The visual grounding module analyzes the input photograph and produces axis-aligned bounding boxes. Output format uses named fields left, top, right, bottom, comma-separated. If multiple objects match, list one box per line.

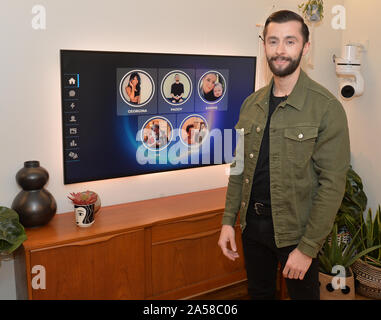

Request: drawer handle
left=70, top=234, right=121, bottom=246
left=153, top=228, right=221, bottom=245
left=31, top=229, right=144, bottom=252
left=70, top=229, right=144, bottom=246
left=172, top=211, right=223, bottom=224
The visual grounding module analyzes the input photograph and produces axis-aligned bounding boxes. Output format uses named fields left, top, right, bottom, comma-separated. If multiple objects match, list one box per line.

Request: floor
left=190, top=280, right=375, bottom=300
left=188, top=280, right=251, bottom=300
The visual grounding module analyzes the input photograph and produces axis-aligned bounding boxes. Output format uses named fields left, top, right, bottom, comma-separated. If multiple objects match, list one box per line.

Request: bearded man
left=218, top=10, right=350, bottom=300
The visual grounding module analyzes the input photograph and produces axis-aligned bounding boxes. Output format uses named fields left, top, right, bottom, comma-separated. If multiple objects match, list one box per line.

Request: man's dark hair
left=263, top=10, right=309, bottom=44
left=186, top=124, right=194, bottom=133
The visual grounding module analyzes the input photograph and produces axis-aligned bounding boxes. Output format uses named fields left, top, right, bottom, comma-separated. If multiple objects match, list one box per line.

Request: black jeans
left=241, top=211, right=320, bottom=300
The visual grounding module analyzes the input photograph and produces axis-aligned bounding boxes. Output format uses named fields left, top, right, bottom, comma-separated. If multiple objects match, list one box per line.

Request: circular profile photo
left=198, top=71, right=226, bottom=104
left=180, top=115, right=209, bottom=146
left=141, top=116, right=173, bottom=151
left=120, top=70, right=155, bottom=107
left=161, top=70, right=192, bottom=106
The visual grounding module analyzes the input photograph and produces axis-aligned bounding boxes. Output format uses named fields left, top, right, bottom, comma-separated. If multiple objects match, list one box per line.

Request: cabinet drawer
left=29, top=230, right=145, bottom=300
left=151, top=225, right=244, bottom=296
left=151, top=211, right=223, bottom=244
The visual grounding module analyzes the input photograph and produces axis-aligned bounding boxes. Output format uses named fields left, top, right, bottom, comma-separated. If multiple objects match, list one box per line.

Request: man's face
left=264, top=21, right=309, bottom=77
left=175, top=74, right=180, bottom=82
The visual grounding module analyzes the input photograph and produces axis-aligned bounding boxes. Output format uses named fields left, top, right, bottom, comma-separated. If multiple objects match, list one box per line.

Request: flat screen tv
left=60, top=50, right=256, bottom=184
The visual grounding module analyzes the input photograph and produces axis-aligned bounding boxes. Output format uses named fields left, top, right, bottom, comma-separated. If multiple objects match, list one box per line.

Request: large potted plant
left=318, top=223, right=381, bottom=300
left=335, top=166, right=367, bottom=233
left=0, top=206, right=27, bottom=263
left=351, top=207, right=381, bottom=299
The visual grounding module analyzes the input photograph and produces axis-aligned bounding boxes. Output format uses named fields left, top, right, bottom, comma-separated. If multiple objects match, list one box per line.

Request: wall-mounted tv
left=60, top=50, right=256, bottom=184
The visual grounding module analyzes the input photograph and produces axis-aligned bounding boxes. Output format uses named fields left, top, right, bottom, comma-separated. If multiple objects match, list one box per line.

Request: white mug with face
left=74, top=204, right=95, bottom=227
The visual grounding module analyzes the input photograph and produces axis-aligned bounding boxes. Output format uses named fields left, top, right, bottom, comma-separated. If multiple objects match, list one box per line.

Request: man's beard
left=267, top=50, right=303, bottom=77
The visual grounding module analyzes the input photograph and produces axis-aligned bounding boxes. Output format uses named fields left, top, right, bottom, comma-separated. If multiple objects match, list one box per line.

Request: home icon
left=68, top=78, right=76, bottom=85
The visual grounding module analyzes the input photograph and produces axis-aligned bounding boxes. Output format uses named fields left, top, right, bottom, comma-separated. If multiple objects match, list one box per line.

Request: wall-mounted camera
left=334, top=44, right=365, bottom=99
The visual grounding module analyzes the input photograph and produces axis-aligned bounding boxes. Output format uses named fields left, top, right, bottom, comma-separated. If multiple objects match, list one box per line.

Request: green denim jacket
left=222, top=69, right=350, bottom=258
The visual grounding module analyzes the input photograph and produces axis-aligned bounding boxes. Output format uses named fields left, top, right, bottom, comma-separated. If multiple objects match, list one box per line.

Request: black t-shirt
left=171, top=82, right=184, bottom=97
left=248, top=89, right=287, bottom=208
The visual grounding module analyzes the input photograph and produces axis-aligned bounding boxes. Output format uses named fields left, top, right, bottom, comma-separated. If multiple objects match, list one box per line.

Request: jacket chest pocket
left=235, top=120, right=255, bottom=156
left=284, top=126, right=318, bottom=167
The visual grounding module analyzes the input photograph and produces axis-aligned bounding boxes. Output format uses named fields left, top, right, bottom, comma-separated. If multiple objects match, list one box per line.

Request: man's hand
left=218, top=225, right=239, bottom=261
left=282, top=248, right=312, bottom=280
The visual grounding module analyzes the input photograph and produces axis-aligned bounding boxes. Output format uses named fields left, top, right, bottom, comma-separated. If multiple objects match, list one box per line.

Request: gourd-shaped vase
left=12, top=161, right=57, bottom=228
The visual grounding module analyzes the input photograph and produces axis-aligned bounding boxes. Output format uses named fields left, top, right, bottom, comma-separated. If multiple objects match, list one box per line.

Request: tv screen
left=60, top=50, right=256, bottom=184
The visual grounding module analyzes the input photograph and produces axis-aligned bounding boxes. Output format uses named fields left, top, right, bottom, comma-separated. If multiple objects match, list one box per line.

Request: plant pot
left=74, top=203, right=95, bottom=227
left=319, top=269, right=355, bottom=300
left=306, top=4, right=322, bottom=22
left=352, top=259, right=381, bottom=299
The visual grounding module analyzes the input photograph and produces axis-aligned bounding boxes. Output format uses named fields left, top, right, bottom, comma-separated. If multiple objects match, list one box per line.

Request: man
left=171, top=74, right=184, bottom=103
left=218, top=10, right=350, bottom=300
left=185, top=124, right=195, bottom=145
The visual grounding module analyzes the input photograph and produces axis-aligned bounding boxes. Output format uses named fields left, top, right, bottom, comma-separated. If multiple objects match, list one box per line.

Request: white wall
left=340, top=0, right=381, bottom=213
left=0, top=0, right=344, bottom=299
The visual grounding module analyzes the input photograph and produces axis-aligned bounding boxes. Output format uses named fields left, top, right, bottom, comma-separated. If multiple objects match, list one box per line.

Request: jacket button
left=245, top=178, right=249, bottom=184
left=241, top=201, right=246, bottom=208
left=256, top=127, right=261, bottom=133
left=298, top=133, right=304, bottom=139
left=249, top=153, right=254, bottom=159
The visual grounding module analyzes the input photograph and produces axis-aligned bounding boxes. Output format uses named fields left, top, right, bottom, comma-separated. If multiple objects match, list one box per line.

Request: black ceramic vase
left=12, top=161, right=57, bottom=228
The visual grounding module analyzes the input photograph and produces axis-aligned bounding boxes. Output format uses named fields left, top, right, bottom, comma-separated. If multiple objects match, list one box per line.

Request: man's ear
left=302, top=41, right=311, bottom=56
left=262, top=36, right=267, bottom=55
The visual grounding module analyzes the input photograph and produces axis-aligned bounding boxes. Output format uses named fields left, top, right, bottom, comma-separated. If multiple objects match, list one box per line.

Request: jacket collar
left=257, top=69, right=309, bottom=112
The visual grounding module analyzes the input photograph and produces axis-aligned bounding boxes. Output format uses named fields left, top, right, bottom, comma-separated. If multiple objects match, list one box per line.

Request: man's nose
left=275, top=42, right=286, bottom=55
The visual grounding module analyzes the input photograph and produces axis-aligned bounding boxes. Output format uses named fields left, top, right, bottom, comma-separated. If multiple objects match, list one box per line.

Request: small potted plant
left=0, top=206, right=27, bottom=263
left=298, top=0, right=324, bottom=22
left=318, top=223, right=381, bottom=300
left=68, top=191, right=98, bottom=227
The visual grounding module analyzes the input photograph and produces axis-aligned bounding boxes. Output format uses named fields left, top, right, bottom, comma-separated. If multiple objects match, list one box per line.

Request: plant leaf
left=347, top=244, right=381, bottom=267
left=0, top=206, right=27, bottom=254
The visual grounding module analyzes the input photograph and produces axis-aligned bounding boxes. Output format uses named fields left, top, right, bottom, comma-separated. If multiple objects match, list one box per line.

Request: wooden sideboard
left=14, top=187, right=248, bottom=300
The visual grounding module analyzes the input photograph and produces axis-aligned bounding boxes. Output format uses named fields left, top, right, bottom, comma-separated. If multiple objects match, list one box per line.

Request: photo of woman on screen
left=120, top=69, right=155, bottom=107
left=198, top=71, right=226, bottom=103
left=125, top=72, right=141, bottom=104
